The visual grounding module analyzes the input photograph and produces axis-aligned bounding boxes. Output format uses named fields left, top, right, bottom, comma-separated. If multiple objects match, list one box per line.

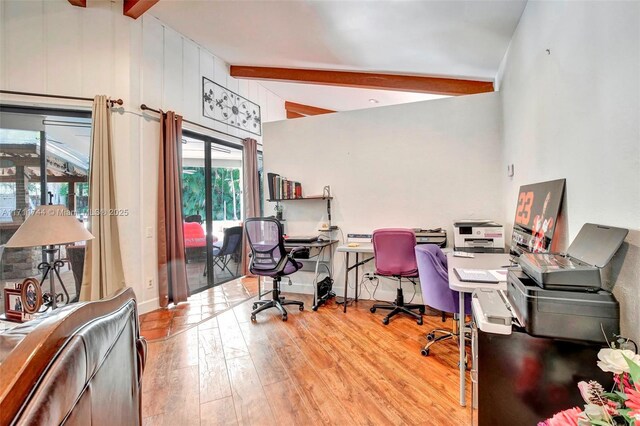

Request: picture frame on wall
left=202, top=77, right=262, bottom=136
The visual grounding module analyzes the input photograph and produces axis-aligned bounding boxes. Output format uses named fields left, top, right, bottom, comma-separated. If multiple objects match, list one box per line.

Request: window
left=0, top=106, right=91, bottom=302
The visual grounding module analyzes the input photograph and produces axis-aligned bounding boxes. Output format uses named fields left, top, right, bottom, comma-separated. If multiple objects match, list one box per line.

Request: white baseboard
left=137, top=297, right=160, bottom=315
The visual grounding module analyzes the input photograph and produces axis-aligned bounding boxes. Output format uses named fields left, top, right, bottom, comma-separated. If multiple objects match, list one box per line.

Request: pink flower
left=540, top=407, right=583, bottom=426
left=578, top=381, right=591, bottom=403
left=626, top=384, right=640, bottom=424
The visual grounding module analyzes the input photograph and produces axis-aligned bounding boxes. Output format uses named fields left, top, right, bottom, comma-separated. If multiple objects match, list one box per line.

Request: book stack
left=267, top=173, right=303, bottom=200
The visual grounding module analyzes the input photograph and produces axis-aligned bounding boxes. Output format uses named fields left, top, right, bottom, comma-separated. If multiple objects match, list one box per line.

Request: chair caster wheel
left=382, top=317, right=389, bottom=325
left=299, top=305, right=304, bottom=311
left=282, top=314, right=288, bottom=322
left=370, top=307, right=376, bottom=313
left=250, top=315, right=256, bottom=322
left=427, top=333, right=435, bottom=341
left=312, top=306, right=318, bottom=312
left=421, top=348, right=430, bottom=356
left=416, top=318, right=423, bottom=326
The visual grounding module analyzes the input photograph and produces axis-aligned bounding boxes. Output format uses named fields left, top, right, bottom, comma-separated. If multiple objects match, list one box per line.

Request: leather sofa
left=0, top=287, right=147, bottom=425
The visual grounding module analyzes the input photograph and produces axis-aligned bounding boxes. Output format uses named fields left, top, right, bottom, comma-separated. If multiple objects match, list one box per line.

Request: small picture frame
left=4, top=287, right=24, bottom=322
left=20, top=278, right=42, bottom=315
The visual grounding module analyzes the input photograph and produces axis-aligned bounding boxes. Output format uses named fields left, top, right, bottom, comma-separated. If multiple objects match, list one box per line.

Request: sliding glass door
left=182, top=131, right=244, bottom=294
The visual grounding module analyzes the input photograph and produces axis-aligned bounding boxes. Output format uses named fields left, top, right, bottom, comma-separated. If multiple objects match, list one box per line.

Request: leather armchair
left=0, top=287, right=147, bottom=425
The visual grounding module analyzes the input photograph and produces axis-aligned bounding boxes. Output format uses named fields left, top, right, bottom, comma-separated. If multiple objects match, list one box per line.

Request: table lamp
left=5, top=204, right=94, bottom=310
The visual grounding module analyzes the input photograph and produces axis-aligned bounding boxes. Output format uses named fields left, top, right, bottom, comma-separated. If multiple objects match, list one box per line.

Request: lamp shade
left=5, top=205, right=94, bottom=248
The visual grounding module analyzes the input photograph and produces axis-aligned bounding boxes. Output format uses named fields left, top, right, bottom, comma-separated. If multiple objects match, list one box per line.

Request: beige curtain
left=242, top=138, right=261, bottom=276
left=80, top=95, right=126, bottom=301
left=157, top=111, right=189, bottom=306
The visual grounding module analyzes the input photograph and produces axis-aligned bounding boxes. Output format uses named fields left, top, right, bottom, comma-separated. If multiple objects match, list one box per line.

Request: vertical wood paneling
left=213, top=56, right=229, bottom=135
left=258, top=84, right=269, bottom=125
left=140, top=16, right=163, bottom=303
left=268, top=91, right=286, bottom=122
left=44, top=1, right=82, bottom=96
left=237, top=79, right=248, bottom=99
left=197, top=48, right=214, bottom=128
left=182, top=40, right=199, bottom=121
left=80, top=1, right=114, bottom=96
left=162, top=26, right=183, bottom=112
left=4, top=0, right=45, bottom=92
left=142, top=16, right=163, bottom=108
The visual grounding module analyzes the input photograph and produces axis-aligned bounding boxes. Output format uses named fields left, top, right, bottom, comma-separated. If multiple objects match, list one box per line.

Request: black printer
left=507, top=223, right=627, bottom=343
left=507, top=270, right=619, bottom=343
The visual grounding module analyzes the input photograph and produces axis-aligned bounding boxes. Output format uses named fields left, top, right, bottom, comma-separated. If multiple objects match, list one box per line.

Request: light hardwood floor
left=141, top=292, right=473, bottom=425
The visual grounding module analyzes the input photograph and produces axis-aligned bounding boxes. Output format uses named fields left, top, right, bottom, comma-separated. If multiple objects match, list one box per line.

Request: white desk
left=447, top=252, right=511, bottom=407
left=336, top=243, right=374, bottom=313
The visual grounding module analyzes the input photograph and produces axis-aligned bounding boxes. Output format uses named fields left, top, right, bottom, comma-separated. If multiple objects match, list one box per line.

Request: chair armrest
left=287, top=246, right=306, bottom=261
left=288, top=246, right=306, bottom=255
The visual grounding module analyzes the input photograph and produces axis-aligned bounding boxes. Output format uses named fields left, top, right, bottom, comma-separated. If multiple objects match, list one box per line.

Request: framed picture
left=4, top=287, right=24, bottom=322
left=20, top=278, right=42, bottom=315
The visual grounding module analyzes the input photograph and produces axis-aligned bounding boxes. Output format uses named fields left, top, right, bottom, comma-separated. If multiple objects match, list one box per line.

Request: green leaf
left=602, top=391, right=626, bottom=403
left=615, top=391, right=629, bottom=401
left=623, top=354, right=640, bottom=384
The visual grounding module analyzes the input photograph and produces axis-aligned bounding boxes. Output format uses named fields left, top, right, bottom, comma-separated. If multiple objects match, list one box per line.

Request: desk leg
left=355, top=253, right=359, bottom=302
left=312, top=246, right=323, bottom=307
left=459, top=292, right=466, bottom=407
left=343, top=252, right=349, bottom=313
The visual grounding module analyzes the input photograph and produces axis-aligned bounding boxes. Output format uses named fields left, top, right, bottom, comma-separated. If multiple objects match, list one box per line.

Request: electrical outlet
left=145, top=227, right=153, bottom=238
left=146, top=278, right=153, bottom=289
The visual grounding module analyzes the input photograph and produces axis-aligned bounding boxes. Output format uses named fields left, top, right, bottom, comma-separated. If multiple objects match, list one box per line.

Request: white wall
left=499, top=1, right=640, bottom=343
left=263, top=93, right=503, bottom=300
left=0, top=0, right=286, bottom=313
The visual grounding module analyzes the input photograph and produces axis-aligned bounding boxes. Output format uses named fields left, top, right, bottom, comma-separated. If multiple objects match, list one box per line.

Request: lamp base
left=38, top=247, right=70, bottom=310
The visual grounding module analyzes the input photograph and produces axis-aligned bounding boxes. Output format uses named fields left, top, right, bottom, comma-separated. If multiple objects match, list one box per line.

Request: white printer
left=453, top=220, right=505, bottom=253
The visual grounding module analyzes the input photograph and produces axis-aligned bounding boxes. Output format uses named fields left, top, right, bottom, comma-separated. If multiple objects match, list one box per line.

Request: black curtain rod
left=0, top=90, right=123, bottom=106
left=140, top=104, right=244, bottom=141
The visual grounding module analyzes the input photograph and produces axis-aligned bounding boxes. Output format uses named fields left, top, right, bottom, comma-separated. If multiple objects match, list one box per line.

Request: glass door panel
left=208, top=142, right=243, bottom=284
left=181, top=132, right=245, bottom=294
left=182, top=136, right=210, bottom=294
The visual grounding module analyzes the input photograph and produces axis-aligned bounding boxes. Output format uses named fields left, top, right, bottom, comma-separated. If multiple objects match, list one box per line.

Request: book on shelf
left=267, top=172, right=278, bottom=200
left=267, top=172, right=303, bottom=200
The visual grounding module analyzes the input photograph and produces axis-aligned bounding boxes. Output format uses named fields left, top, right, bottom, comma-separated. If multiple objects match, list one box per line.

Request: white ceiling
left=261, top=81, right=448, bottom=112
left=151, top=0, right=526, bottom=111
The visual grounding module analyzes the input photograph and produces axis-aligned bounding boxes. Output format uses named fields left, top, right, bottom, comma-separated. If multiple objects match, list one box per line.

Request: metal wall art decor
left=202, top=77, right=262, bottom=136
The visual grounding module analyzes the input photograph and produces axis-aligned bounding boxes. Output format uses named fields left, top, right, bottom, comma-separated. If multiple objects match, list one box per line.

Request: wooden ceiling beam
left=285, top=101, right=335, bottom=117
left=286, top=111, right=305, bottom=119
left=231, top=66, right=494, bottom=96
left=123, top=0, right=160, bottom=19
left=67, top=0, right=86, bottom=7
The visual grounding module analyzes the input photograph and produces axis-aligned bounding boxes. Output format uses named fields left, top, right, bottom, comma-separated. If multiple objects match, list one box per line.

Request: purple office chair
left=245, top=217, right=304, bottom=321
left=370, top=228, right=425, bottom=325
left=415, top=244, right=472, bottom=356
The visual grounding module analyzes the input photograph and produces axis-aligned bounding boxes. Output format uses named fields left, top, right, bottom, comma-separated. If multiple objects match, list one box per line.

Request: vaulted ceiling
left=151, top=0, right=527, bottom=112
